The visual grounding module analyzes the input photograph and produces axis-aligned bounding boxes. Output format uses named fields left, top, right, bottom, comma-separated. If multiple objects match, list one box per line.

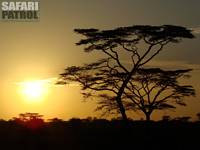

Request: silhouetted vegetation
left=13, top=113, right=44, bottom=130
left=58, top=25, right=195, bottom=120
left=0, top=115, right=199, bottom=150
left=123, top=68, right=195, bottom=121
left=196, top=112, right=200, bottom=121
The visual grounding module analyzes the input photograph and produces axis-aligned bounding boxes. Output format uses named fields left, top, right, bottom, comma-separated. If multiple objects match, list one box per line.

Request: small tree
left=196, top=113, right=200, bottom=121
left=122, top=68, right=195, bottom=121
left=13, top=113, right=44, bottom=129
left=59, top=25, right=194, bottom=120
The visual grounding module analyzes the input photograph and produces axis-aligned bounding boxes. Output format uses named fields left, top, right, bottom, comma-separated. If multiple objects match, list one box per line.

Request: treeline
left=0, top=117, right=199, bottom=150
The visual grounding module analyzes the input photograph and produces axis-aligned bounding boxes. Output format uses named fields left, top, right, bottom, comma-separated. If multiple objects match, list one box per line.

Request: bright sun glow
left=18, top=80, right=49, bottom=103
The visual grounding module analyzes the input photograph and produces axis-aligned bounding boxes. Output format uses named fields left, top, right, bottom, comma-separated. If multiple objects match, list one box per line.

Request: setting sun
left=18, top=80, right=49, bottom=103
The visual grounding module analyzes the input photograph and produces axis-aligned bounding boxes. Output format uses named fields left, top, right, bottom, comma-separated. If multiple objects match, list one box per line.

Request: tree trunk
left=145, top=113, right=151, bottom=121
left=115, top=67, right=138, bottom=121
left=116, top=97, right=128, bottom=121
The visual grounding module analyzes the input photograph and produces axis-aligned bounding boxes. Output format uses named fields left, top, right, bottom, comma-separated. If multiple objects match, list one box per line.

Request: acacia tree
left=58, top=25, right=194, bottom=120
left=13, top=113, right=44, bottom=129
left=122, top=68, right=195, bottom=121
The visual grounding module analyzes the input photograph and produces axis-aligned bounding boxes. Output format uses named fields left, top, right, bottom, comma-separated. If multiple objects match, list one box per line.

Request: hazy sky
left=0, top=0, right=200, bottom=120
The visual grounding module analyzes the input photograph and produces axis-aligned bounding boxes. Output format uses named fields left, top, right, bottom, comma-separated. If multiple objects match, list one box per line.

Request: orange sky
left=0, top=0, right=200, bottom=120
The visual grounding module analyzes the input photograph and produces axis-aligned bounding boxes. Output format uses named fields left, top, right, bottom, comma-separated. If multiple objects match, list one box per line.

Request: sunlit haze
left=17, top=80, right=49, bottom=103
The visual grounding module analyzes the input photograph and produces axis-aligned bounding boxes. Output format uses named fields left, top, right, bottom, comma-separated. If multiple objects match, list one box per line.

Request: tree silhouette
left=58, top=25, right=194, bottom=120
left=122, top=68, right=195, bottom=121
left=13, top=113, right=44, bottom=129
left=196, top=112, right=200, bottom=121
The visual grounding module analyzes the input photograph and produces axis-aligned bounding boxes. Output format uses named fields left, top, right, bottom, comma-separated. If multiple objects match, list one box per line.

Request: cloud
left=15, top=77, right=80, bottom=88
left=15, top=78, right=59, bottom=88
left=190, top=26, right=200, bottom=34
left=16, top=77, right=57, bottom=84
left=123, top=59, right=200, bottom=70
left=145, top=60, right=200, bottom=70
